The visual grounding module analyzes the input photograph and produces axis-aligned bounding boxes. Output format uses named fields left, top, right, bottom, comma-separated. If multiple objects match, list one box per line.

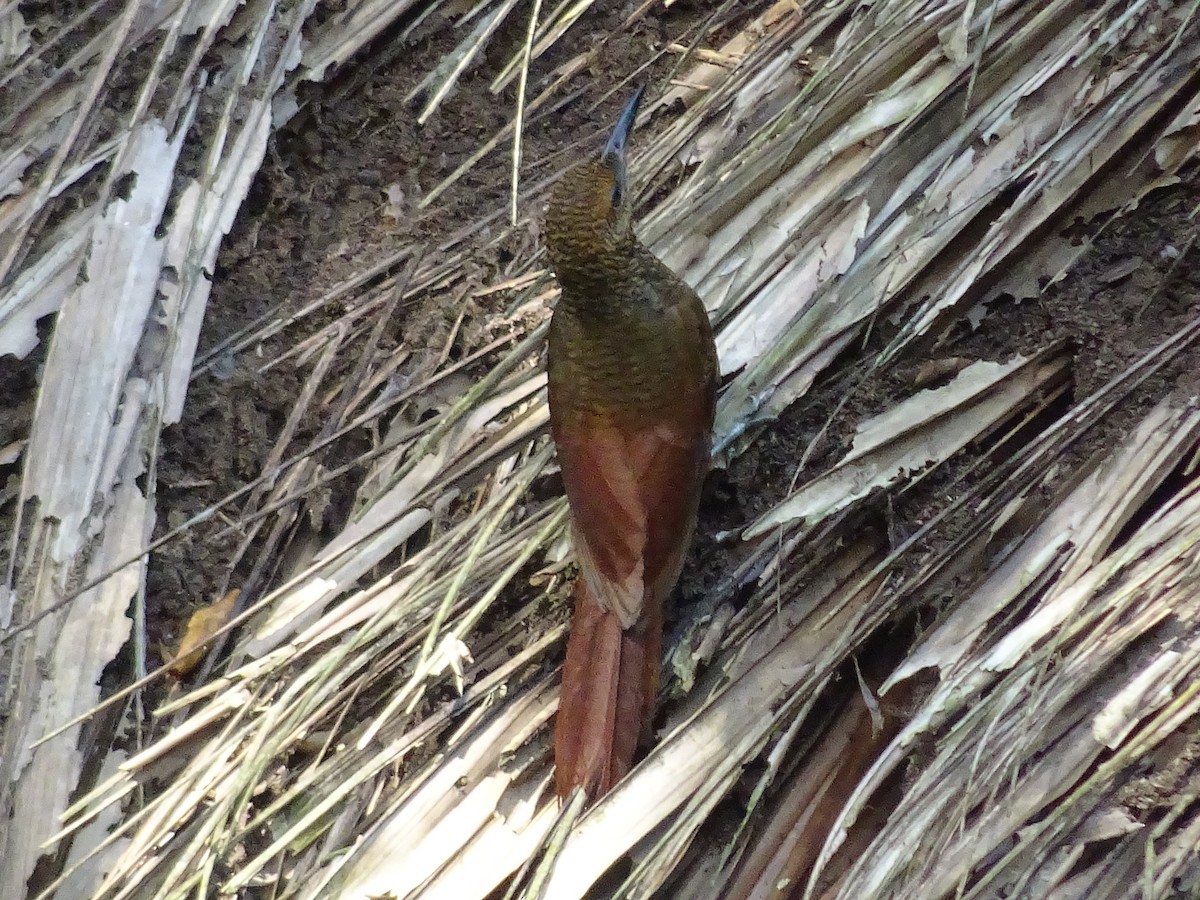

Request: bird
left=544, top=87, right=719, bottom=801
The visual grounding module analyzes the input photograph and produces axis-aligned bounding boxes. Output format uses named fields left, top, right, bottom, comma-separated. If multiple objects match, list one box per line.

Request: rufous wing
left=553, top=414, right=709, bottom=627
left=551, top=410, right=709, bottom=797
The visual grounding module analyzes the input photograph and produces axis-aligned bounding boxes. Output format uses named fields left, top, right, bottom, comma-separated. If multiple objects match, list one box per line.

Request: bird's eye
left=611, top=183, right=623, bottom=207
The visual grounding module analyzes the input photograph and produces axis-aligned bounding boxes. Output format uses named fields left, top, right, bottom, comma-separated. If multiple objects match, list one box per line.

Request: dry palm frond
left=4, top=0, right=1200, bottom=898
left=840, top=422, right=1200, bottom=899
left=1, top=0, right=315, bottom=895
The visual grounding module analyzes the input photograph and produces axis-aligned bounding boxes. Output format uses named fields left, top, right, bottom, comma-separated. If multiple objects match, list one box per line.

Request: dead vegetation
left=2, top=0, right=1200, bottom=898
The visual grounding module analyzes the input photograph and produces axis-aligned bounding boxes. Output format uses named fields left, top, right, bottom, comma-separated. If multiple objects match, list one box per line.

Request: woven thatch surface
left=2, top=1, right=1200, bottom=897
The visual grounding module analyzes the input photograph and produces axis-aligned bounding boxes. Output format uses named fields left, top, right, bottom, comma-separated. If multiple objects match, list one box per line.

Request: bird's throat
left=548, top=242, right=637, bottom=313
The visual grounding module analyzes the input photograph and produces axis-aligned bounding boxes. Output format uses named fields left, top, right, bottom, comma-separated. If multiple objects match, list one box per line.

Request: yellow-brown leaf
left=167, top=589, right=240, bottom=679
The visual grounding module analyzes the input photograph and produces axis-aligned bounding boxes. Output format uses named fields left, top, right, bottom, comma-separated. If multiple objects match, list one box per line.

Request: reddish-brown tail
left=554, top=578, right=662, bottom=800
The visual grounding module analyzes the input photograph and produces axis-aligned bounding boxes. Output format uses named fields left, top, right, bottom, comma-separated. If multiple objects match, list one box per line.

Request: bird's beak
left=602, top=86, right=645, bottom=163
left=601, top=86, right=645, bottom=195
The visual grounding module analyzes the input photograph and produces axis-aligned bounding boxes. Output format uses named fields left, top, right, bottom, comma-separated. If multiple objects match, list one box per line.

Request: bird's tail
left=554, top=578, right=661, bottom=799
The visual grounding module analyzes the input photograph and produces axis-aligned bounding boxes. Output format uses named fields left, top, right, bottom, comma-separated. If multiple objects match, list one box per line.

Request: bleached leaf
left=886, top=400, right=1200, bottom=689
left=745, top=351, right=1068, bottom=538
left=1092, top=650, right=1183, bottom=749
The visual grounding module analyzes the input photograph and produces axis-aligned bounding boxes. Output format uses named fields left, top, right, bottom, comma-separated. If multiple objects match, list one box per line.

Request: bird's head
left=544, top=87, right=645, bottom=291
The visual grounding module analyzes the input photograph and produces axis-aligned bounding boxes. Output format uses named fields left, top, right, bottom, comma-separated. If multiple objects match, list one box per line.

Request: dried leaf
left=167, top=590, right=240, bottom=679
left=383, top=182, right=407, bottom=221
left=745, top=349, right=1070, bottom=538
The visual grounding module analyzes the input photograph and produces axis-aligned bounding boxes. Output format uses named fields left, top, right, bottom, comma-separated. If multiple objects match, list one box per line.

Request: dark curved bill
left=602, top=86, right=646, bottom=163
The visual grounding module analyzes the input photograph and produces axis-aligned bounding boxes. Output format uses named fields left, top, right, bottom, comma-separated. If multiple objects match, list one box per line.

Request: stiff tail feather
left=554, top=579, right=661, bottom=799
